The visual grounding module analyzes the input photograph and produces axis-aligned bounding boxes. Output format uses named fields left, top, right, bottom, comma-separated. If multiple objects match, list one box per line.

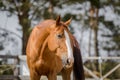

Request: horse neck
left=39, top=35, right=49, bottom=59
left=36, top=20, right=56, bottom=59
left=37, top=29, right=55, bottom=61
left=31, top=26, right=49, bottom=59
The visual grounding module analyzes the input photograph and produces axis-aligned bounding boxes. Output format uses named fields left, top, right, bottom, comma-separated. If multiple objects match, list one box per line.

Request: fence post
left=99, top=57, right=103, bottom=80
left=14, top=56, right=20, bottom=80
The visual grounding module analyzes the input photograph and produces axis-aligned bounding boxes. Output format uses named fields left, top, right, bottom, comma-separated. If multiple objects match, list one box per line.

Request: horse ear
left=65, top=18, right=72, bottom=26
left=56, top=15, right=61, bottom=25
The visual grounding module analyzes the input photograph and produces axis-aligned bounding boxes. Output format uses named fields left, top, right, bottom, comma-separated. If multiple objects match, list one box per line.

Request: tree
left=99, top=0, right=120, bottom=56
left=0, top=0, right=57, bottom=55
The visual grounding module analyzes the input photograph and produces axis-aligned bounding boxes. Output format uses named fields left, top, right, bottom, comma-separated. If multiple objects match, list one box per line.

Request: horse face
left=48, top=16, right=74, bottom=68
left=48, top=25, right=66, bottom=50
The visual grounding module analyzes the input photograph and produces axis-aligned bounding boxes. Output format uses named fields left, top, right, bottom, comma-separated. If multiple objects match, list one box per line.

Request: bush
left=0, top=65, right=13, bottom=75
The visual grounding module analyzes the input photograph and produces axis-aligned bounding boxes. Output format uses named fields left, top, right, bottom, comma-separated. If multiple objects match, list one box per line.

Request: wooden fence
left=83, top=57, right=120, bottom=80
left=0, top=55, right=120, bottom=80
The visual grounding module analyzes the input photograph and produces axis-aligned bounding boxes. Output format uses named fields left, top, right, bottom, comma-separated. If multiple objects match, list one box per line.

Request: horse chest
left=34, top=56, right=63, bottom=75
left=35, top=59, right=56, bottom=74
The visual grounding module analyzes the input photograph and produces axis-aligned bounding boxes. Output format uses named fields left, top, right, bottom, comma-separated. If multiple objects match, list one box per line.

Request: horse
left=26, top=16, right=85, bottom=80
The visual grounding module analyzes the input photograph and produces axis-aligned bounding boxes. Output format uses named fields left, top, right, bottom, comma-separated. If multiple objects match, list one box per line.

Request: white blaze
left=64, top=30, right=74, bottom=62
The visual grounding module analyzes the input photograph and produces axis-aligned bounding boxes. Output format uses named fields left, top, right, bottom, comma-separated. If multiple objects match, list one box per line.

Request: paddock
left=0, top=55, right=120, bottom=80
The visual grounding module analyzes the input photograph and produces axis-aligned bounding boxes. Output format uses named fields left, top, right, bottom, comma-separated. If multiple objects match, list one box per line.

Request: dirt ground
left=19, top=75, right=62, bottom=80
left=41, top=76, right=62, bottom=80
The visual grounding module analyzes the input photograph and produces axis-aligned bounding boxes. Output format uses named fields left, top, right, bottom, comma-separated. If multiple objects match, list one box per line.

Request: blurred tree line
left=0, top=0, right=120, bottom=78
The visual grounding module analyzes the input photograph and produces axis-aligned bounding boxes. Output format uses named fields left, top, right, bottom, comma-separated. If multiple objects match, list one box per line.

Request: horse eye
left=57, top=34, right=62, bottom=39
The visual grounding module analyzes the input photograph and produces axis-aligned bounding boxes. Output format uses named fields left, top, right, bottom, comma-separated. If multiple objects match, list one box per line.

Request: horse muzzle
left=61, top=55, right=74, bottom=69
left=64, top=58, right=74, bottom=69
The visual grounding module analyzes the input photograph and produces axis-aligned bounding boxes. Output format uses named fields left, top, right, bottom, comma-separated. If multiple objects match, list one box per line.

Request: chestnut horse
left=26, top=16, right=85, bottom=80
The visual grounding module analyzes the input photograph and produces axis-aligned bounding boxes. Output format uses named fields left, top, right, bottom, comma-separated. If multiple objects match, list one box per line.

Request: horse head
left=47, top=16, right=74, bottom=68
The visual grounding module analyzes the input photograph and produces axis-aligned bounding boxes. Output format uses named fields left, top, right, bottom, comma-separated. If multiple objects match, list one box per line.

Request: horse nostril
left=67, top=58, right=71, bottom=64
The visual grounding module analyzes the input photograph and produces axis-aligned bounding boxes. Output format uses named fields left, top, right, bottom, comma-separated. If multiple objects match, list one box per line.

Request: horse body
left=26, top=16, right=85, bottom=80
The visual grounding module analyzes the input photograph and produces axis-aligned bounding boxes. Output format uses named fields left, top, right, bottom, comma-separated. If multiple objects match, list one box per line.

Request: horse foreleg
left=47, top=72, right=57, bottom=80
left=61, top=72, right=71, bottom=80
left=61, top=68, right=72, bottom=80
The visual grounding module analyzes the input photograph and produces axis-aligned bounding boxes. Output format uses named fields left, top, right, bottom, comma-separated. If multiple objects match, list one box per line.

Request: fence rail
left=0, top=55, right=120, bottom=80
left=83, top=56, right=120, bottom=60
left=83, top=57, right=120, bottom=80
left=0, top=75, right=19, bottom=80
